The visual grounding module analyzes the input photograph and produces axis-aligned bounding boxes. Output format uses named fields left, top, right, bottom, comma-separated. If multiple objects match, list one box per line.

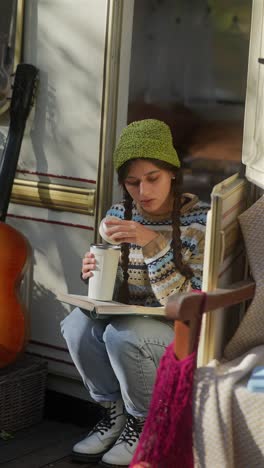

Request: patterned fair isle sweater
left=105, top=193, right=209, bottom=307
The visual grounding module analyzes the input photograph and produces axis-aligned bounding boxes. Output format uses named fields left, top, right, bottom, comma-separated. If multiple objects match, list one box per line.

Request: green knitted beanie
left=113, top=119, right=180, bottom=170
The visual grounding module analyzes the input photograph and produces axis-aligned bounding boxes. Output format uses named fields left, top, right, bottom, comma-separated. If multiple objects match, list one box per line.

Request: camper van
left=0, top=0, right=264, bottom=465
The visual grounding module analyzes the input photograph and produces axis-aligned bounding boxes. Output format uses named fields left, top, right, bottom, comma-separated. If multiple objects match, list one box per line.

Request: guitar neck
left=0, top=63, right=39, bottom=223
left=0, top=126, right=25, bottom=222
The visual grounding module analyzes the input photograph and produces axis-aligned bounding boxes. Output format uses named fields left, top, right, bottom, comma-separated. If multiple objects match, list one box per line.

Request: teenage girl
left=61, top=119, right=208, bottom=467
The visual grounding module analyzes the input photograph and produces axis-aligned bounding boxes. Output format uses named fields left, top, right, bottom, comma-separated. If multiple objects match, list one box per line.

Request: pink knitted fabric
left=130, top=343, right=197, bottom=468
left=130, top=292, right=205, bottom=468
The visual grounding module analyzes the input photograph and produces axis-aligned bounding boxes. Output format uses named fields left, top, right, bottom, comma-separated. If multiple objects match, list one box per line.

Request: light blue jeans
left=61, top=307, right=174, bottom=417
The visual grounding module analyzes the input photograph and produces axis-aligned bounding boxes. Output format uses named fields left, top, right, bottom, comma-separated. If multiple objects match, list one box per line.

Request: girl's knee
left=103, top=318, right=141, bottom=357
left=60, top=308, right=94, bottom=348
left=103, top=317, right=174, bottom=360
left=61, top=307, right=82, bottom=335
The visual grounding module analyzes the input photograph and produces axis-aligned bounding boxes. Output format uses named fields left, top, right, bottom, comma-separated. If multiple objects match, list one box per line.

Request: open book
left=56, top=291, right=165, bottom=318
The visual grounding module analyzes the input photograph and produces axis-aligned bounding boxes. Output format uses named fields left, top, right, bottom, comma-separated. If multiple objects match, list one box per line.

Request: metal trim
left=15, top=0, right=24, bottom=64
left=95, top=0, right=124, bottom=241
left=11, top=178, right=95, bottom=215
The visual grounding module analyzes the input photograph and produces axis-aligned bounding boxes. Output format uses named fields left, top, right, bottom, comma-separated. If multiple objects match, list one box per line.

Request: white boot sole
left=72, top=448, right=109, bottom=463
left=99, top=461, right=129, bottom=468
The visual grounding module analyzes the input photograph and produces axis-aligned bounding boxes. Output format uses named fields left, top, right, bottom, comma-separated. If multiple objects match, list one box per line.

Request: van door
left=198, top=0, right=264, bottom=365
left=242, top=0, right=264, bottom=189
left=3, top=0, right=133, bottom=399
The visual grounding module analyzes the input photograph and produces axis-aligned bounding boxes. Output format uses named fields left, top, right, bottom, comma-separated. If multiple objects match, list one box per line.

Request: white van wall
left=6, top=0, right=109, bottom=400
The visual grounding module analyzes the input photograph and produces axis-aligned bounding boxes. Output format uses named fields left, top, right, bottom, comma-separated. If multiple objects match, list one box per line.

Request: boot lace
left=117, top=414, right=145, bottom=447
left=91, top=403, right=119, bottom=435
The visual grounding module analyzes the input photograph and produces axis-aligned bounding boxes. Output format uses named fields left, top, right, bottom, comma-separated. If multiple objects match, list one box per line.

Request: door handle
left=258, top=58, right=264, bottom=64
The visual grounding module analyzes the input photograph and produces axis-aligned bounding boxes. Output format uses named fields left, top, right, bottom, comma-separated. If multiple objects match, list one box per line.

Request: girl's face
left=124, top=160, right=175, bottom=215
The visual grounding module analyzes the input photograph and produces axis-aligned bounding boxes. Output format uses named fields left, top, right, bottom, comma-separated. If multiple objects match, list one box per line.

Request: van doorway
left=127, top=0, right=252, bottom=201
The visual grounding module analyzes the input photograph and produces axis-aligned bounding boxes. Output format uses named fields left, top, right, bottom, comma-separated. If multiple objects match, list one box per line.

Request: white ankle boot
left=100, top=414, right=145, bottom=467
left=72, top=400, right=126, bottom=463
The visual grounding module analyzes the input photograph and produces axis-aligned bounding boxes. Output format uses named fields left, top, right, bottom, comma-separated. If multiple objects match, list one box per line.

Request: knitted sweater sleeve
left=141, top=209, right=208, bottom=306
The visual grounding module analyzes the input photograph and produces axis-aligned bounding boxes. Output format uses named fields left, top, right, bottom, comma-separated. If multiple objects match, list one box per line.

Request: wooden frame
left=166, top=280, right=255, bottom=360
left=197, top=173, right=248, bottom=364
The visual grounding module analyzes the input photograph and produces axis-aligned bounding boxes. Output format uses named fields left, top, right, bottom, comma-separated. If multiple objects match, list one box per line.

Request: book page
left=56, top=291, right=165, bottom=317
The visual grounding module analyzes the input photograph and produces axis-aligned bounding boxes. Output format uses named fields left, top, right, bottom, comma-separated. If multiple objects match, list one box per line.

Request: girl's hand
left=82, top=251, right=96, bottom=280
left=103, top=218, right=158, bottom=247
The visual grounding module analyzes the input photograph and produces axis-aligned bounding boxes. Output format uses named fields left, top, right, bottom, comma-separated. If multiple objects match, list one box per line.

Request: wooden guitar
left=0, top=63, right=39, bottom=368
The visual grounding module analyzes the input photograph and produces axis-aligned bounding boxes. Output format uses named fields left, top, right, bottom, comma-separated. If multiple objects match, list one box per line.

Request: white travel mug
left=88, top=244, right=121, bottom=301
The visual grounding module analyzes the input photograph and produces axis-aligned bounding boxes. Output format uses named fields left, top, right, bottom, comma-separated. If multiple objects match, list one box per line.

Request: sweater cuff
left=142, top=233, right=169, bottom=260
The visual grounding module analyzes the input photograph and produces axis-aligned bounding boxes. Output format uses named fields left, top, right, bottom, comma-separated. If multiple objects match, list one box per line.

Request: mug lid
left=90, top=243, right=121, bottom=250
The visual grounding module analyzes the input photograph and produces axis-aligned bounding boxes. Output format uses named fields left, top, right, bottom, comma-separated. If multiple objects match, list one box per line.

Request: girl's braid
left=171, top=173, right=193, bottom=279
left=118, top=188, right=133, bottom=303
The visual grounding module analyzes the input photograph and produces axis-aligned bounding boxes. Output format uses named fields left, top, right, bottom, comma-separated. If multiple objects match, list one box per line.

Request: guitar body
left=0, top=63, right=38, bottom=367
left=0, top=222, right=31, bottom=367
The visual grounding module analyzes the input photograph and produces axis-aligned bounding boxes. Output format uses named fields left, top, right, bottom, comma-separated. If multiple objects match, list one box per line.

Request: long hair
left=117, top=159, right=193, bottom=304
